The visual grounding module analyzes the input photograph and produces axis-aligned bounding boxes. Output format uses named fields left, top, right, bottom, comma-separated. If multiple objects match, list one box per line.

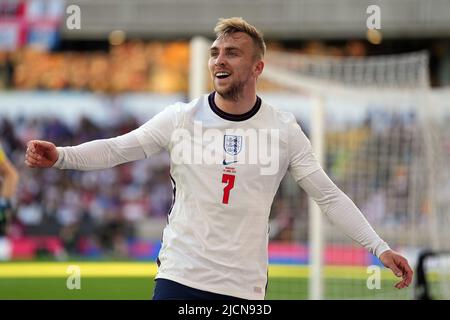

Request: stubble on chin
left=215, top=81, right=244, bottom=102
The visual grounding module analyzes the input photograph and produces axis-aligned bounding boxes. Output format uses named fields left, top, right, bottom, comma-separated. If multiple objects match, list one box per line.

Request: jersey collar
left=208, top=91, right=261, bottom=122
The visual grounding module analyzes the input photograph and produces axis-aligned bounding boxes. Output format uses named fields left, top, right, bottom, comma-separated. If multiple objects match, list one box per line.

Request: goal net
left=260, top=50, right=450, bottom=299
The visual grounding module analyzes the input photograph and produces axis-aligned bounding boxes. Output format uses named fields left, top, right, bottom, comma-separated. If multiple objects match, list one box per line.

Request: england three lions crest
left=224, top=135, right=242, bottom=156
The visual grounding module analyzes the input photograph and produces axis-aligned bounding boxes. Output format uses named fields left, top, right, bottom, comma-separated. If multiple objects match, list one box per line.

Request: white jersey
left=133, top=92, right=321, bottom=299
left=54, top=92, right=390, bottom=300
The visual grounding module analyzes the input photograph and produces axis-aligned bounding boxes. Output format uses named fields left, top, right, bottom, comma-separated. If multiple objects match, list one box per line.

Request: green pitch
left=0, top=262, right=412, bottom=300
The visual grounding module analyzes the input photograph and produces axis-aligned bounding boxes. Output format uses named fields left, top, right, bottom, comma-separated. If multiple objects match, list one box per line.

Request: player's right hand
left=25, top=140, right=59, bottom=168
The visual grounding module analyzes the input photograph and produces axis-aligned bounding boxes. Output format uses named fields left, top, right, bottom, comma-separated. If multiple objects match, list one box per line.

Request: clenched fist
left=25, top=140, right=59, bottom=168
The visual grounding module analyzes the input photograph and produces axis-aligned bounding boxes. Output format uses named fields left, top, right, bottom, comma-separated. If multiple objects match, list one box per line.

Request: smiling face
left=208, top=32, right=263, bottom=102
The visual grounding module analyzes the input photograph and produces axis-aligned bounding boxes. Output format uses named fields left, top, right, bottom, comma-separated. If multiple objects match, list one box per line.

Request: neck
left=214, top=89, right=257, bottom=115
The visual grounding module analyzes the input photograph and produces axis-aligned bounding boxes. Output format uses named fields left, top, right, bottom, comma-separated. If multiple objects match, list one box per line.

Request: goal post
left=308, top=94, right=325, bottom=300
left=189, top=36, right=211, bottom=101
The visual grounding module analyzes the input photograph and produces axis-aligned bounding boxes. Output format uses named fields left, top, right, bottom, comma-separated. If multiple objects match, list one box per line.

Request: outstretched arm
left=25, top=132, right=146, bottom=171
left=298, top=168, right=413, bottom=289
left=25, top=104, right=181, bottom=171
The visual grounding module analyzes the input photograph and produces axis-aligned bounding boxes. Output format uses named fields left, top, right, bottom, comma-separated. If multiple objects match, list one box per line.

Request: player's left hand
left=379, top=249, right=413, bottom=289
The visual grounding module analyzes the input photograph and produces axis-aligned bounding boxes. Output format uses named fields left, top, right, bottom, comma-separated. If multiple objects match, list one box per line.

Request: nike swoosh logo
left=223, top=159, right=238, bottom=165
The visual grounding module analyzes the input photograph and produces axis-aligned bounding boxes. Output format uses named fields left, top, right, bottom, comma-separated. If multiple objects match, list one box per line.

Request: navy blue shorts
left=152, top=278, right=244, bottom=300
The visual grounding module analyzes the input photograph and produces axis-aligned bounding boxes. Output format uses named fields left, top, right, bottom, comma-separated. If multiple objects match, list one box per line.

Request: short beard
left=215, top=80, right=245, bottom=102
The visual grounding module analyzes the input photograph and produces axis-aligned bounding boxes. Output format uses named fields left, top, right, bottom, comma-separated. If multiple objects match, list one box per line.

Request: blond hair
left=214, top=17, right=266, bottom=59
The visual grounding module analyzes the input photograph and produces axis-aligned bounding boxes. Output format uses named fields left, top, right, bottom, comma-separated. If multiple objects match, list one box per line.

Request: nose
left=215, top=52, right=226, bottom=67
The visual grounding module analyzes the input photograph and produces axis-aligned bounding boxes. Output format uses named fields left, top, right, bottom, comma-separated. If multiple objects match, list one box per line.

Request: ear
left=254, top=60, right=264, bottom=77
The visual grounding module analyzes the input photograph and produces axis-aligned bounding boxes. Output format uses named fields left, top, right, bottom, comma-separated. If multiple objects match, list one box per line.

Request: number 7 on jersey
left=222, top=174, right=235, bottom=204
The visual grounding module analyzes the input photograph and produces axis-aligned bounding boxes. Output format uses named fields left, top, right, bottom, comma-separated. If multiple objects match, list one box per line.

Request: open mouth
left=215, top=72, right=231, bottom=79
